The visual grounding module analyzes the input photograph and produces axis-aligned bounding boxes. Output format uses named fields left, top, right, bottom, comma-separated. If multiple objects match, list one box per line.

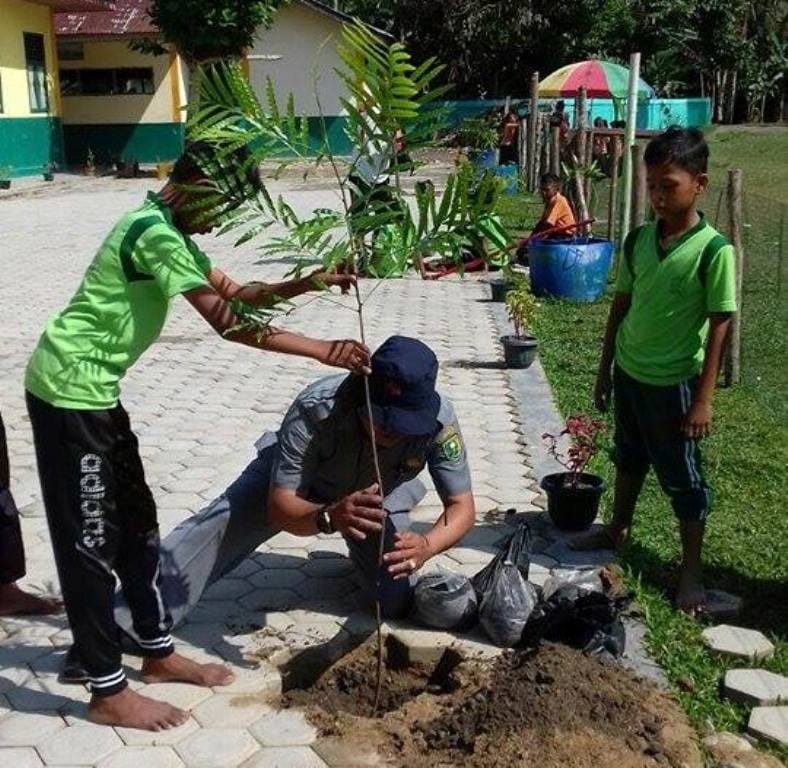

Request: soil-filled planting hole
left=283, top=636, right=703, bottom=768
left=284, top=634, right=462, bottom=717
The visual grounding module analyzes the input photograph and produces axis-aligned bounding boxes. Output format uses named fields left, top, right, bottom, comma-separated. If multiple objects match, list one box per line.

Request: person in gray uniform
left=61, top=336, right=476, bottom=681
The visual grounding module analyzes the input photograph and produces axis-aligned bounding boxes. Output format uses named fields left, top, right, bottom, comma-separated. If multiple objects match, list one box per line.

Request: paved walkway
left=0, top=179, right=611, bottom=767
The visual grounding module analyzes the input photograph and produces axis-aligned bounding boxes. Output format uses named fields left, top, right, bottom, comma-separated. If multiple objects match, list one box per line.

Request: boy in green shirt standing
left=572, top=127, right=736, bottom=616
left=24, top=142, right=369, bottom=731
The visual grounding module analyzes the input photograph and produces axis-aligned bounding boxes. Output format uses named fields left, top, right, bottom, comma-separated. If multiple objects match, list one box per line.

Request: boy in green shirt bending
left=572, top=127, right=736, bottom=616
left=25, top=142, right=368, bottom=731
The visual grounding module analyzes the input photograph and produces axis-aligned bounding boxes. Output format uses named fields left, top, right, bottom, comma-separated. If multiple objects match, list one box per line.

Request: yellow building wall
left=0, top=0, right=62, bottom=119
left=59, top=41, right=184, bottom=125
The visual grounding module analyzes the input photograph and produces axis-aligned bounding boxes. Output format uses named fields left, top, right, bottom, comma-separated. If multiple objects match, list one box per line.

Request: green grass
left=498, top=126, right=788, bottom=757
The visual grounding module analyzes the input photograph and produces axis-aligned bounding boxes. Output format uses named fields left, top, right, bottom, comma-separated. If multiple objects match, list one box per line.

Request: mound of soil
left=285, top=637, right=702, bottom=768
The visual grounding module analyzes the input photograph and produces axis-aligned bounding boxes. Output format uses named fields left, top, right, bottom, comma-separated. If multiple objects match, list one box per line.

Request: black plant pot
left=490, top=279, right=512, bottom=302
left=43, top=172, right=54, bottom=181
left=540, top=472, right=606, bottom=531
left=0, top=180, right=10, bottom=190
left=501, top=334, right=538, bottom=369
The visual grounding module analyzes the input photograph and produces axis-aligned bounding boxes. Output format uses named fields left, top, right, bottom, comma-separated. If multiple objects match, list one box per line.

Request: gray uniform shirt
left=266, top=375, right=472, bottom=505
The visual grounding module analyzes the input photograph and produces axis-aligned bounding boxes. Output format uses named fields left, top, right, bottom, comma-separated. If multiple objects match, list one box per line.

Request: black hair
left=555, top=100, right=565, bottom=111
left=644, top=126, right=708, bottom=174
left=540, top=172, right=561, bottom=187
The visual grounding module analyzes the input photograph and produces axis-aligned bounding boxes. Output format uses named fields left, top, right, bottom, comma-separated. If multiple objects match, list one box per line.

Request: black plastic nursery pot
left=0, top=180, right=10, bottom=190
left=490, top=279, right=512, bottom=302
left=540, top=472, right=606, bottom=531
left=501, top=334, right=538, bottom=369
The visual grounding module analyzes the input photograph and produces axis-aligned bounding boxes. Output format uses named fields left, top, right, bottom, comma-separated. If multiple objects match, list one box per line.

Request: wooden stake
left=519, top=118, right=528, bottom=172
left=540, top=117, right=550, bottom=183
left=584, top=129, right=594, bottom=204
left=551, top=125, right=560, bottom=177
left=724, top=169, right=744, bottom=386
left=527, top=72, right=539, bottom=191
left=630, top=142, right=647, bottom=229
left=607, top=137, right=622, bottom=242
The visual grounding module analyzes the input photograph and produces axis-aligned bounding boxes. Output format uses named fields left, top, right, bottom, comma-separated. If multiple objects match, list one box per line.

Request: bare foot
left=0, top=583, right=63, bottom=616
left=676, top=568, right=706, bottom=617
left=88, top=687, right=188, bottom=731
left=569, top=525, right=628, bottom=552
left=142, top=652, right=235, bottom=687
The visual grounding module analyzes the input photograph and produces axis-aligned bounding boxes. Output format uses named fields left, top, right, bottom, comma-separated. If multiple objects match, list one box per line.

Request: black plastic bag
left=413, top=570, right=478, bottom=630
left=472, top=521, right=537, bottom=647
left=522, top=569, right=631, bottom=656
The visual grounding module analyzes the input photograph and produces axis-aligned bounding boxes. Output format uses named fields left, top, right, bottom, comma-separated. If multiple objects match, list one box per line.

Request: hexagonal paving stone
left=293, top=577, right=358, bottom=601
left=702, top=625, right=775, bottom=661
left=116, top=717, right=200, bottom=747
left=747, top=706, right=788, bottom=746
left=300, top=557, right=356, bottom=578
left=239, top=589, right=300, bottom=612
left=241, top=746, right=327, bottom=768
left=724, top=669, right=788, bottom=706
left=6, top=676, right=87, bottom=711
left=137, top=682, right=213, bottom=710
left=97, top=746, right=185, bottom=768
left=192, top=693, right=274, bottom=727
left=201, top=579, right=254, bottom=601
left=0, top=748, right=44, bottom=768
left=0, top=710, right=65, bottom=746
left=175, top=728, right=259, bottom=768
left=246, top=569, right=306, bottom=591
left=38, top=722, right=123, bottom=765
left=249, top=709, right=317, bottom=747
left=209, top=663, right=281, bottom=696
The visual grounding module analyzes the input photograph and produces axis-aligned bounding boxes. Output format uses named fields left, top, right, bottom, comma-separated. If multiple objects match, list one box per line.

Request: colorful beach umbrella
left=539, top=60, right=655, bottom=100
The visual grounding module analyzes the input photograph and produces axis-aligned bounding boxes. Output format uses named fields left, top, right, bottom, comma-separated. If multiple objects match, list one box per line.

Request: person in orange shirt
left=532, top=172, right=576, bottom=237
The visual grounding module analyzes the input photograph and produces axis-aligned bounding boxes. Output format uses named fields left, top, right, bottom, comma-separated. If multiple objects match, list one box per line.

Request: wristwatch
left=315, top=505, right=335, bottom=535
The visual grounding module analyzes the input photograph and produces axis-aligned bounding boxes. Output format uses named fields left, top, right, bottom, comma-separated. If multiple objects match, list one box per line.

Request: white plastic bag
left=540, top=568, right=603, bottom=602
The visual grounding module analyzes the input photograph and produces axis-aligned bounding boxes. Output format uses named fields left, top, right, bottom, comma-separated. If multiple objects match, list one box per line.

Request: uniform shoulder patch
left=436, top=425, right=463, bottom=462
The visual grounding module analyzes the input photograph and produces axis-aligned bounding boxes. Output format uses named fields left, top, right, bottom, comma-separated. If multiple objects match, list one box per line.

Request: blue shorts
left=613, top=365, right=712, bottom=522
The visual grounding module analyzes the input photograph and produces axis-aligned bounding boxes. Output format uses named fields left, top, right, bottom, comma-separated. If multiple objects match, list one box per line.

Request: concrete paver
left=702, top=625, right=776, bottom=661
left=724, top=669, right=788, bottom=706
left=747, top=706, right=788, bottom=746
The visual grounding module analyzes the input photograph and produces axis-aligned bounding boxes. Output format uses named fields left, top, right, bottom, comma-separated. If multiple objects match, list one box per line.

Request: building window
left=57, top=41, right=85, bottom=61
left=24, top=32, right=49, bottom=113
left=58, top=68, right=155, bottom=96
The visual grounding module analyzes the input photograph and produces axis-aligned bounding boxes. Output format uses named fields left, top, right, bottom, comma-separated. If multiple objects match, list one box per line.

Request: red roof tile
left=55, top=0, right=154, bottom=37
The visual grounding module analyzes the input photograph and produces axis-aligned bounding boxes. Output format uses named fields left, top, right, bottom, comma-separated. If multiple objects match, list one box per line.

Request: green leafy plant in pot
left=501, top=280, right=538, bottom=368
left=458, top=117, right=499, bottom=169
left=541, top=415, right=606, bottom=531
left=0, top=166, right=11, bottom=190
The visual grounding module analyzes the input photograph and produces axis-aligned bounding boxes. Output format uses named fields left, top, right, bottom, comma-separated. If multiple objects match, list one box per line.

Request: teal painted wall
left=439, top=98, right=713, bottom=131
left=0, top=117, right=65, bottom=177
left=62, top=123, right=186, bottom=166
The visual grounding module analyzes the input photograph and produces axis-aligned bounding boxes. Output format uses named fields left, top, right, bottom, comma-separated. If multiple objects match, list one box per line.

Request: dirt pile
left=285, top=637, right=702, bottom=768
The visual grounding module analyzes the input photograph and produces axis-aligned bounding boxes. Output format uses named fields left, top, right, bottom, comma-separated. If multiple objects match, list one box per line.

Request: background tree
left=147, top=0, right=290, bottom=68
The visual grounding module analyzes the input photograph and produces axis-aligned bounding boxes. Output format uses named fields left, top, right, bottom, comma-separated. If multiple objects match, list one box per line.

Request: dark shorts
left=613, top=365, right=712, bottom=522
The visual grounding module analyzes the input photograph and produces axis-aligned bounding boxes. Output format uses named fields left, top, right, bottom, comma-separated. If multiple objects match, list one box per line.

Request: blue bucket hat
left=367, top=336, right=440, bottom=437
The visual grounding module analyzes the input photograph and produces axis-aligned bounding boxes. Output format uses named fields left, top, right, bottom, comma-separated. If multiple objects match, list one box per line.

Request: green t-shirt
left=26, top=192, right=212, bottom=410
left=615, top=216, right=737, bottom=386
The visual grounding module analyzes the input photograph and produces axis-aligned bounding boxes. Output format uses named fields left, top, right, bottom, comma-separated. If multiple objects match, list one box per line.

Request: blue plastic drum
left=528, top=237, right=614, bottom=302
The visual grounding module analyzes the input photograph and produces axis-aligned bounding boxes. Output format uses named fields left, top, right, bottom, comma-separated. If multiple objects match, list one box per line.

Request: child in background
left=572, top=127, right=736, bottom=616
left=532, top=172, right=576, bottom=237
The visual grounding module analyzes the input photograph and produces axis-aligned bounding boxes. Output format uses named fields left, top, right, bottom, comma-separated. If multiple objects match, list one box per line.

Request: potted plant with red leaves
left=501, top=279, right=538, bottom=369
left=540, top=414, right=607, bottom=531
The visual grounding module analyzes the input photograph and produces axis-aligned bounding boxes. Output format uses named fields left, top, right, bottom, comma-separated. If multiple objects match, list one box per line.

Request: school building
left=0, top=0, right=109, bottom=177
left=47, top=0, right=376, bottom=171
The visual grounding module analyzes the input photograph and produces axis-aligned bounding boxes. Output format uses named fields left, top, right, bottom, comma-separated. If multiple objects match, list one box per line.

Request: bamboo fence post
left=619, top=52, right=641, bottom=245
left=607, top=136, right=622, bottom=242
left=540, top=117, right=550, bottom=183
left=518, top=118, right=528, bottom=173
left=527, top=72, right=539, bottom=191
left=534, top=115, right=545, bottom=188
left=584, top=129, right=594, bottom=205
left=630, top=142, right=647, bottom=229
left=724, top=169, right=745, bottom=386
left=551, top=125, right=561, bottom=176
